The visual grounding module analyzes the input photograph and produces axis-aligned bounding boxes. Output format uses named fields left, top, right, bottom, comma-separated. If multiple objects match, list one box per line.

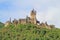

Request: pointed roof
left=32, top=9, right=36, bottom=12
left=31, top=9, right=36, bottom=15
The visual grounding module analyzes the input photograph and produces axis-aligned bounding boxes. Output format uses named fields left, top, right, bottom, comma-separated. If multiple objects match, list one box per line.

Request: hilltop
left=0, top=9, right=59, bottom=40
left=0, top=23, right=60, bottom=40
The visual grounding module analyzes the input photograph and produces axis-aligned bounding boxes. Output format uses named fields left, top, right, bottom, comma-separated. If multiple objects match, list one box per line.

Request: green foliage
left=0, top=22, right=4, bottom=28
left=0, top=24, right=60, bottom=40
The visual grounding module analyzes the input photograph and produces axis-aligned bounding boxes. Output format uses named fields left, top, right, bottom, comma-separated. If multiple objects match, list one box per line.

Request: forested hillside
left=0, top=24, right=60, bottom=40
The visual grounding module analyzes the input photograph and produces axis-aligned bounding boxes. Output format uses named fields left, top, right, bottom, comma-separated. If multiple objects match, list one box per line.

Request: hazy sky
left=0, top=0, right=60, bottom=28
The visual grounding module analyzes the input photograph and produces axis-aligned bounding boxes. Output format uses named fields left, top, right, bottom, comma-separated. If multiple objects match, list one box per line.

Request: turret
left=30, top=9, right=36, bottom=19
left=13, top=19, right=18, bottom=26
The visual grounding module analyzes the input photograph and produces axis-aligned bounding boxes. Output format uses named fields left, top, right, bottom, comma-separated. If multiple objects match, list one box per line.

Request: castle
left=18, top=9, right=37, bottom=24
left=5, top=9, right=55, bottom=29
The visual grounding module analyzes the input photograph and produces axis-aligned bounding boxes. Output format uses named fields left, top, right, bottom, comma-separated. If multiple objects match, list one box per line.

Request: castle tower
left=30, top=9, right=37, bottom=24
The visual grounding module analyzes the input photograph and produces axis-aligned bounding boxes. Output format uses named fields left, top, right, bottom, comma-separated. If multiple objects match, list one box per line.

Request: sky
left=0, top=0, right=60, bottom=28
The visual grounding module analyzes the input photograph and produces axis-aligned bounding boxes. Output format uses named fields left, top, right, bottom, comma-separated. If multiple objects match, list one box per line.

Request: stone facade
left=18, top=19, right=27, bottom=24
